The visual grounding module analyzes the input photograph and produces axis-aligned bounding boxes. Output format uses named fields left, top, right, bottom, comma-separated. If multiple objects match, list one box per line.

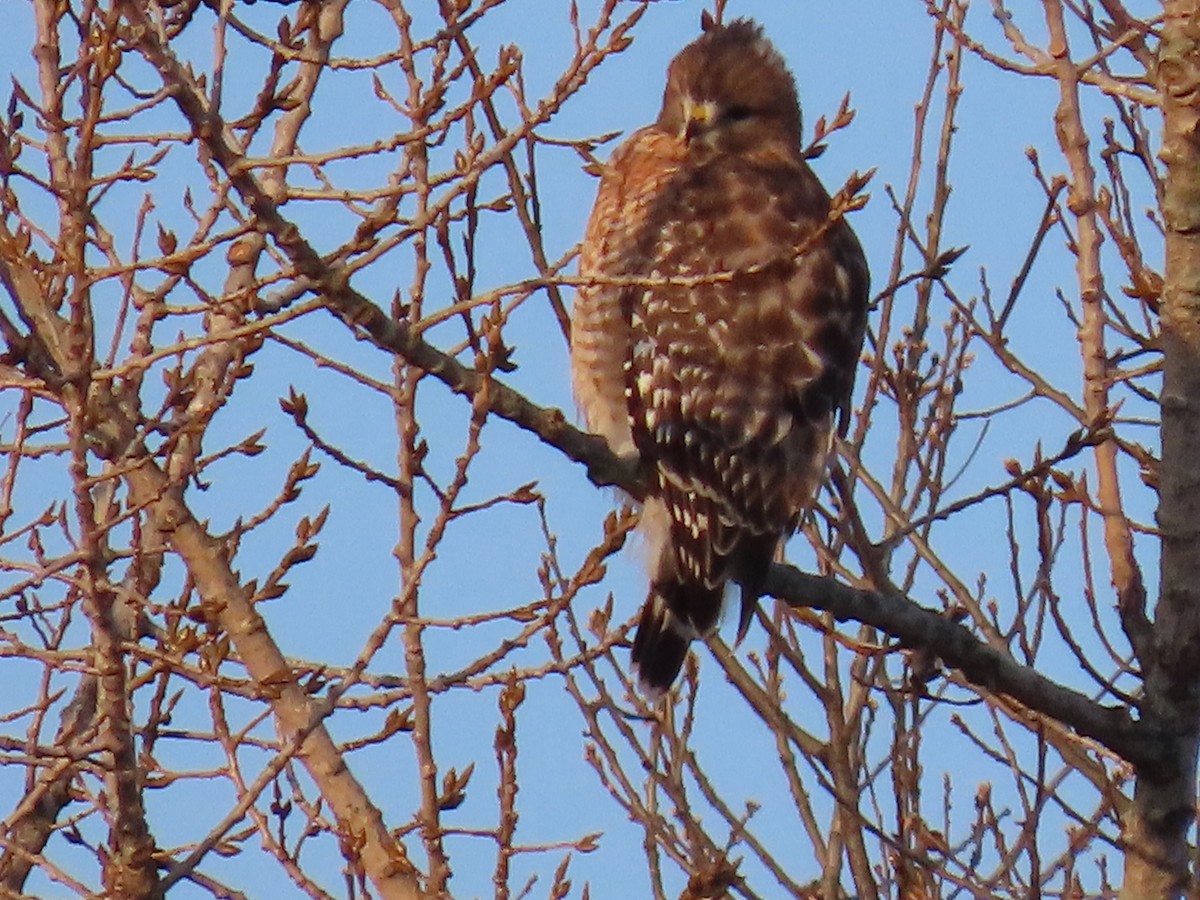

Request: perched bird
left=571, top=15, right=869, bottom=693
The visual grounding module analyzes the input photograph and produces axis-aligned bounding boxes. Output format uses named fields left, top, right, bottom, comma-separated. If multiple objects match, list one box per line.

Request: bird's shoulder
left=580, top=126, right=687, bottom=277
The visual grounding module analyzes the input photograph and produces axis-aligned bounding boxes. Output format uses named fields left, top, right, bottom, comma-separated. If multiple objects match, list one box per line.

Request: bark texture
left=1123, top=4, right=1200, bottom=896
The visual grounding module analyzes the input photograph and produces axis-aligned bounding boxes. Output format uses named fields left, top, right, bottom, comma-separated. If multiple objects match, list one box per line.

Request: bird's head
left=657, top=18, right=803, bottom=161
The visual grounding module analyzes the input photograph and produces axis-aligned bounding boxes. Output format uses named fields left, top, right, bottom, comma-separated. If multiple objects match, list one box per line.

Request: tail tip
left=630, top=595, right=694, bottom=696
left=633, top=636, right=689, bottom=697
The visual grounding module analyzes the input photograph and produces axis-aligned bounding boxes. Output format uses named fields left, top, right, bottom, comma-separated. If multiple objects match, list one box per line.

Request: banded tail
left=631, top=529, right=776, bottom=695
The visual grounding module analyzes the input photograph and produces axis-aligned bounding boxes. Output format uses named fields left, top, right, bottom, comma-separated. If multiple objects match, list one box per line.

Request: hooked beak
left=682, top=96, right=718, bottom=142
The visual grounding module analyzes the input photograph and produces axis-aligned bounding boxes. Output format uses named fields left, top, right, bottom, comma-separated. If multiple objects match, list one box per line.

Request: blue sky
left=0, top=0, right=1165, bottom=897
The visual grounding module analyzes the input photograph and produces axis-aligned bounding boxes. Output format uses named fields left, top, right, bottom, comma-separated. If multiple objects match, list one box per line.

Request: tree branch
left=762, top=566, right=1151, bottom=768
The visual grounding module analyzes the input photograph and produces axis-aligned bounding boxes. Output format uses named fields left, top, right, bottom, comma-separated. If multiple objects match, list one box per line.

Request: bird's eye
left=724, top=104, right=754, bottom=123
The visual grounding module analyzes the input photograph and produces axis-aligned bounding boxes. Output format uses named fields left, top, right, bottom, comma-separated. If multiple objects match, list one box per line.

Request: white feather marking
left=834, top=264, right=852, bottom=297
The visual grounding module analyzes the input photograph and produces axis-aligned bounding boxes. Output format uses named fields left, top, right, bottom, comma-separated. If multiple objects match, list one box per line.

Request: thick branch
left=763, top=566, right=1149, bottom=768
left=1123, top=2, right=1200, bottom=897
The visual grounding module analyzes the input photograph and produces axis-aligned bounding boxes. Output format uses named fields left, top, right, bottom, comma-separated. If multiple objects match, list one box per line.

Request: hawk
left=571, top=16, right=869, bottom=693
